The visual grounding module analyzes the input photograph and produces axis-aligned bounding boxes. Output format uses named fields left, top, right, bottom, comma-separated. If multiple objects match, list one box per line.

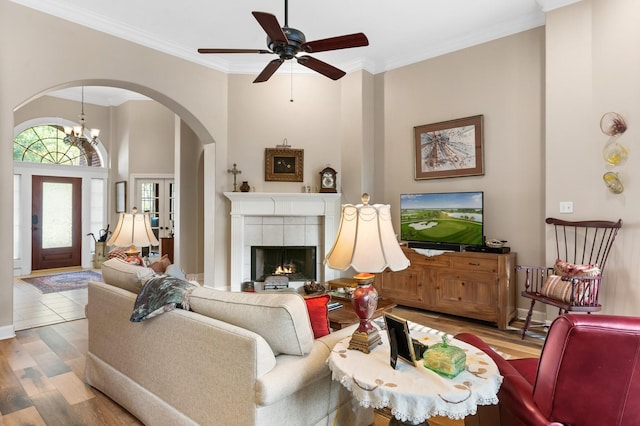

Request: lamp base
left=125, top=245, right=141, bottom=258
left=348, top=328, right=382, bottom=354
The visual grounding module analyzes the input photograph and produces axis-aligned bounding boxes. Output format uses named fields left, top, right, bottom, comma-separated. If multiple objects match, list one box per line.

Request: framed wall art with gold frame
left=413, top=115, right=484, bottom=180
left=265, top=148, right=304, bottom=182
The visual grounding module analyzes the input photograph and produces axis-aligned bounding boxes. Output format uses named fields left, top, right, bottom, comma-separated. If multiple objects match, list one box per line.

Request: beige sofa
left=85, top=259, right=372, bottom=426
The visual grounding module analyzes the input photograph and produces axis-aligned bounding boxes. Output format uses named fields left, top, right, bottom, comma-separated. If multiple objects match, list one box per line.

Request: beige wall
left=545, top=0, right=639, bottom=316
left=178, top=119, right=205, bottom=274
left=127, top=101, right=175, bottom=174
left=380, top=28, right=546, bottom=314
left=3, top=0, right=638, bottom=336
left=226, top=73, right=343, bottom=193
left=0, top=0, right=227, bottom=333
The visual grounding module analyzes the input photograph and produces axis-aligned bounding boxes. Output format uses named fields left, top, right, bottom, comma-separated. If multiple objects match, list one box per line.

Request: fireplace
left=224, top=192, right=342, bottom=291
left=251, top=246, right=317, bottom=282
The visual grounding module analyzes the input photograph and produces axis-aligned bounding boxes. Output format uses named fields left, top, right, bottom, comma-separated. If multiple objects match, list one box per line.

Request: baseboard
left=516, top=308, right=552, bottom=327
left=0, top=324, right=16, bottom=340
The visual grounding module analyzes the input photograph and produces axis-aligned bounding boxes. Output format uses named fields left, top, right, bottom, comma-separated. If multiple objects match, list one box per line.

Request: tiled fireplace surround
left=224, top=192, right=342, bottom=291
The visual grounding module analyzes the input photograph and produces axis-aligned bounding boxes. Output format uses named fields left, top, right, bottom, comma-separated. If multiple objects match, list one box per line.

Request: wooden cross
left=227, top=163, right=242, bottom=192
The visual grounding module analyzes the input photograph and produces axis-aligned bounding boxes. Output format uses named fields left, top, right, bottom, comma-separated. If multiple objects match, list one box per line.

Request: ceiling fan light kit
left=198, top=0, right=368, bottom=83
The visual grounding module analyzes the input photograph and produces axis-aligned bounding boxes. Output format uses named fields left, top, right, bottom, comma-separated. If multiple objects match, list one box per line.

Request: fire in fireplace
left=251, top=246, right=317, bottom=282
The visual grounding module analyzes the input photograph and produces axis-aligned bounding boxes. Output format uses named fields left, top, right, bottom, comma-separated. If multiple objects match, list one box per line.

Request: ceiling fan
left=198, top=0, right=369, bottom=83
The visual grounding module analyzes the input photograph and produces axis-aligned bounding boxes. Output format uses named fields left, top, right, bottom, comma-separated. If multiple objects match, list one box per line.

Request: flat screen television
left=400, top=191, right=484, bottom=250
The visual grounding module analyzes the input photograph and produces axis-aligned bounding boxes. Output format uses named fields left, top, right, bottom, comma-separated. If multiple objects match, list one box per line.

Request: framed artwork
left=413, top=115, right=484, bottom=180
left=265, top=148, right=304, bottom=182
left=115, top=181, right=126, bottom=213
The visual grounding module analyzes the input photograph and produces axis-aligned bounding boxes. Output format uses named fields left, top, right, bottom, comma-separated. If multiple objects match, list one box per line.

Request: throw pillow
left=553, top=259, right=601, bottom=277
left=107, top=246, right=128, bottom=260
left=304, top=293, right=330, bottom=338
left=540, top=274, right=598, bottom=305
left=130, top=275, right=197, bottom=322
left=149, top=254, right=172, bottom=273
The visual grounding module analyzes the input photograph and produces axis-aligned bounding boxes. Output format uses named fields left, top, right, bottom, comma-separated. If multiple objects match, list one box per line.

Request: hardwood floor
left=0, top=308, right=544, bottom=425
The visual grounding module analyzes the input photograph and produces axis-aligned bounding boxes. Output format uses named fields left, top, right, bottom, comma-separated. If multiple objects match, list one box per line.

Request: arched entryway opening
left=11, top=81, right=216, bottom=330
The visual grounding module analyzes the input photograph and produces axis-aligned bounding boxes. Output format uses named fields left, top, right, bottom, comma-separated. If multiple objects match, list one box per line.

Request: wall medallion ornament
left=600, top=112, right=628, bottom=194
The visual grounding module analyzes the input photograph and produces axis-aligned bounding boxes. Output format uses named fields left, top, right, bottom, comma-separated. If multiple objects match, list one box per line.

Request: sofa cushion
left=101, top=258, right=154, bottom=294
left=304, top=294, right=330, bottom=338
left=189, top=287, right=314, bottom=356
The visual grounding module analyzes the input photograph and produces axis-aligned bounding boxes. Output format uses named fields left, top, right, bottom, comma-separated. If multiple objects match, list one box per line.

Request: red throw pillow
left=304, top=294, right=330, bottom=339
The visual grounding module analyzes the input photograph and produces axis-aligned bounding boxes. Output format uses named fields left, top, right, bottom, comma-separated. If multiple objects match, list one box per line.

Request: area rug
left=21, top=270, right=103, bottom=294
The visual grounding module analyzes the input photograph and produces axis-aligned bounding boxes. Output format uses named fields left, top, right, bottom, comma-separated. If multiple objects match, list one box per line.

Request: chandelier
left=64, top=86, right=100, bottom=146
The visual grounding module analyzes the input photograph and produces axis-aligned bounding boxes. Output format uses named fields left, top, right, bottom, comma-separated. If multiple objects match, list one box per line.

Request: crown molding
left=11, top=0, right=567, bottom=77
left=535, top=0, right=584, bottom=13
left=382, top=9, right=545, bottom=73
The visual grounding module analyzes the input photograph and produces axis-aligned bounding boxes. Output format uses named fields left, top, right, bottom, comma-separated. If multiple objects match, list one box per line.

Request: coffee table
left=328, top=297, right=397, bottom=330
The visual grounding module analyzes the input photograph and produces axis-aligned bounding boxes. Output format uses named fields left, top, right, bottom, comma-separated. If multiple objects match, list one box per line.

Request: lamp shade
left=107, top=208, right=159, bottom=248
left=325, top=200, right=409, bottom=273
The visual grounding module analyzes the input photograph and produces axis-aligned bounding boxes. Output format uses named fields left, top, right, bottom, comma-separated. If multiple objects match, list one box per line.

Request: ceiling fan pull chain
left=290, top=61, right=294, bottom=102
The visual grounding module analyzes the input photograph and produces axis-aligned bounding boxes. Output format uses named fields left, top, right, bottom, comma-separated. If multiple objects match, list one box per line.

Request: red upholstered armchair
left=456, top=314, right=640, bottom=426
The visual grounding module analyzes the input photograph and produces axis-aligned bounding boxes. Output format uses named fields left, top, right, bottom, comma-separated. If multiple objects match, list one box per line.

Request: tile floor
left=13, top=271, right=89, bottom=331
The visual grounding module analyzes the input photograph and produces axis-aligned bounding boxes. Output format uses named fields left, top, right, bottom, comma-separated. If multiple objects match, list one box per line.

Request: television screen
left=400, top=191, right=484, bottom=247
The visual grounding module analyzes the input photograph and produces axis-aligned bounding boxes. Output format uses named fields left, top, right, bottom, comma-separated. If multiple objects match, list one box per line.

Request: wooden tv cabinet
left=376, top=247, right=517, bottom=330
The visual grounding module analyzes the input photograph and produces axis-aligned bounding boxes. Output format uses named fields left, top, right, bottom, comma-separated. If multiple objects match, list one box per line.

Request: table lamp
left=107, top=207, right=159, bottom=262
left=325, top=193, right=410, bottom=353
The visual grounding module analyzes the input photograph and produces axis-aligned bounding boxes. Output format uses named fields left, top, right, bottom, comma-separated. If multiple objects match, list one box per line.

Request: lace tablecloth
left=327, top=322, right=503, bottom=424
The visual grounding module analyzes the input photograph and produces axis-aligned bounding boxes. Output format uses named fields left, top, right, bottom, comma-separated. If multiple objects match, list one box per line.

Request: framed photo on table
left=384, top=313, right=427, bottom=369
left=414, top=115, right=484, bottom=180
left=265, top=148, right=304, bottom=182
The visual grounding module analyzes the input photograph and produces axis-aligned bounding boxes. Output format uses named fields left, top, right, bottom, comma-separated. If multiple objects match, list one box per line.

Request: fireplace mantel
left=224, top=192, right=342, bottom=290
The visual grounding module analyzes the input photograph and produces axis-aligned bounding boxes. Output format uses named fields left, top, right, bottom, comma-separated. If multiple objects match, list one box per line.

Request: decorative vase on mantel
left=240, top=181, right=250, bottom=192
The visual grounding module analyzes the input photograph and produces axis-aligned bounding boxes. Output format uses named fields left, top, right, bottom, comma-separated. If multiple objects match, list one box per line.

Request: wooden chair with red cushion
left=517, top=217, right=622, bottom=339
left=457, top=314, right=640, bottom=426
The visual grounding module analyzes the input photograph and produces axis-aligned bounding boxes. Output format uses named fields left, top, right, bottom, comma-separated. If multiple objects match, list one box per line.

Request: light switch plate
left=559, top=201, right=573, bottom=214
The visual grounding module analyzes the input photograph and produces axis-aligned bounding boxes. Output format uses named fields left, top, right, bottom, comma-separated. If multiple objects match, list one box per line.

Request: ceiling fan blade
left=252, top=11, right=288, bottom=44
left=302, top=33, right=369, bottom=53
left=198, top=48, right=272, bottom=54
left=296, top=56, right=346, bottom=80
left=254, top=58, right=285, bottom=83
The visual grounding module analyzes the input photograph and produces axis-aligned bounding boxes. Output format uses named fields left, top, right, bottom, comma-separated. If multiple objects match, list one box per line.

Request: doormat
left=21, top=270, right=103, bottom=294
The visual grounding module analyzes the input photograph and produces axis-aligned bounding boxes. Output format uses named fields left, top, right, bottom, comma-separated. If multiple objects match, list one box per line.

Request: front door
left=32, top=176, right=82, bottom=270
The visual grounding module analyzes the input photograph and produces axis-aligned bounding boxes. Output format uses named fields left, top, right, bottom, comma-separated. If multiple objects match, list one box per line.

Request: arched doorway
left=11, top=83, right=214, bottom=331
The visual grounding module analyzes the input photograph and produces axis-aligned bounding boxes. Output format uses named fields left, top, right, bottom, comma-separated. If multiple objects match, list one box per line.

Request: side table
left=327, top=323, right=502, bottom=425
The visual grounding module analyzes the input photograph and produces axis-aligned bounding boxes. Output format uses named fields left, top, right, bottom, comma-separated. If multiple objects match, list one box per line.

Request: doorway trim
left=31, top=175, right=82, bottom=270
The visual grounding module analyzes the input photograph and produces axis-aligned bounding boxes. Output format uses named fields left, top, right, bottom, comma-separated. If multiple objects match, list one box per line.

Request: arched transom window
left=13, top=124, right=103, bottom=167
